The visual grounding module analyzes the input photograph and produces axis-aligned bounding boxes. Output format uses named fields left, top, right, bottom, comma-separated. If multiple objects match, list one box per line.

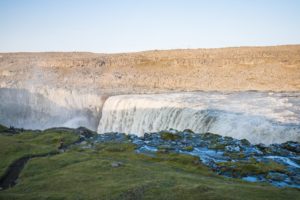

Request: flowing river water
left=1, top=88, right=299, bottom=145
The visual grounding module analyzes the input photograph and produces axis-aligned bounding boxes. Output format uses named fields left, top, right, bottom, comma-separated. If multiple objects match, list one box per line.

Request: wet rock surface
left=82, top=130, right=300, bottom=188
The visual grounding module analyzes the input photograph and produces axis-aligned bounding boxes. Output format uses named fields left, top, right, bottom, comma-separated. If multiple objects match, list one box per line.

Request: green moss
left=154, top=152, right=202, bottom=166
left=208, top=143, right=226, bottom=150
left=95, top=142, right=136, bottom=152
left=223, top=152, right=246, bottom=160
left=183, top=146, right=194, bottom=151
left=217, top=158, right=287, bottom=177
left=160, top=131, right=182, bottom=141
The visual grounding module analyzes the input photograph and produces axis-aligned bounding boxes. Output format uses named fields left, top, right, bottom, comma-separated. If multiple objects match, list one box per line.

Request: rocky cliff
left=1, top=45, right=300, bottom=94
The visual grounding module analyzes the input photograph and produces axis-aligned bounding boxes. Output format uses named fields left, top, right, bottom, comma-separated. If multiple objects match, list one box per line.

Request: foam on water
left=98, top=91, right=300, bottom=144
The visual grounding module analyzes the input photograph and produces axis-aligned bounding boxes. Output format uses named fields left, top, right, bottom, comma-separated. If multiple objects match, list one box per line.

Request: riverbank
left=0, top=125, right=299, bottom=199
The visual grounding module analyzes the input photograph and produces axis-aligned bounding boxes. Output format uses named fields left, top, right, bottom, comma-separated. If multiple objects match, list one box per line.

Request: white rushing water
left=98, top=92, right=300, bottom=144
left=1, top=88, right=299, bottom=145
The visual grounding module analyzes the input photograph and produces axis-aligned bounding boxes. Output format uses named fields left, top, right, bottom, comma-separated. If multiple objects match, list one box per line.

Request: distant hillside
left=0, top=45, right=300, bottom=93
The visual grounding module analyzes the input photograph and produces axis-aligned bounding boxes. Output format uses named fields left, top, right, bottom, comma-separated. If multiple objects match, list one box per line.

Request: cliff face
left=1, top=45, right=300, bottom=94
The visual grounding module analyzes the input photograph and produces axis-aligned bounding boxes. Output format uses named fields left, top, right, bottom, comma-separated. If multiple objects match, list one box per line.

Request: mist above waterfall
left=98, top=92, right=300, bottom=144
left=0, top=88, right=105, bottom=130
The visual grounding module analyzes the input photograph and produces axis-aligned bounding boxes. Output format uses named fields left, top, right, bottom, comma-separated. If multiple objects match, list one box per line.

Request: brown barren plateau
left=0, top=45, right=299, bottom=94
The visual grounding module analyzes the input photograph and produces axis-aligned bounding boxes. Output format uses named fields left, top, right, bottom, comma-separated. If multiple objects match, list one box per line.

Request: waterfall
left=1, top=87, right=299, bottom=145
left=98, top=92, right=300, bottom=144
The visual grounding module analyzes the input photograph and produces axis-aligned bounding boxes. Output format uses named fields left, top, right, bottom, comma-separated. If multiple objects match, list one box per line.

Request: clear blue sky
left=0, top=0, right=300, bottom=53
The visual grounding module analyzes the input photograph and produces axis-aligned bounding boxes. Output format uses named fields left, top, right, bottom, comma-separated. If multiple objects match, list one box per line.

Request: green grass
left=217, top=158, right=287, bottom=177
left=0, top=131, right=299, bottom=199
left=0, top=129, right=79, bottom=177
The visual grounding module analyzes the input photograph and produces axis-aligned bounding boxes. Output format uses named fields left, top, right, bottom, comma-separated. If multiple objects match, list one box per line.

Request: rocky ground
left=2, top=125, right=299, bottom=191
left=1, top=45, right=300, bottom=94
left=79, top=129, right=300, bottom=188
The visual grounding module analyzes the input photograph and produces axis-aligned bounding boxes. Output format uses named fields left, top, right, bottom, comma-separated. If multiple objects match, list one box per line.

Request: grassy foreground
left=0, top=127, right=299, bottom=200
left=0, top=128, right=79, bottom=178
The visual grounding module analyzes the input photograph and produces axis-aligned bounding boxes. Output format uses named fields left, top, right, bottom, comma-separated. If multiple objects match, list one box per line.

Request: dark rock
left=75, top=127, right=96, bottom=138
left=5, top=126, right=21, bottom=134
left=225, top=145, right=241, bottom=153
left=281, top=141, right=300, bottom=154
left=201, top=132, right=222, bottom=141
left=182, top=129, right=194, bottom=134
left=267, top=172, right=288, bottom=182
left=240, top=139, right=251, bottom=146
left=290, top=175, right=300, bottom=185
left=268, top=144, right=292, bottom=156
left=256, top=144, right=272, bottom=155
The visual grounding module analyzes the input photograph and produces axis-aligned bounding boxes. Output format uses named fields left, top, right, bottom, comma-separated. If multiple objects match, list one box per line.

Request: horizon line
left=0, top=44, right=299, bottom=55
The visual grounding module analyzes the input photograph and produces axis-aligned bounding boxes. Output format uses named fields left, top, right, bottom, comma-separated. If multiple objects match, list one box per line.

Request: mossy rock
left=223, top=152, right=246, bottom=160
left=160, top=131, right=182, bottom=141
left=255, top=144, right=272, bottom=154
left=183, top=146, right=194, bottom=152
left=208, top=143, right=226, bottom=150
left=202, top=132, right=222, bottom=141
left=240, top=139, right=251, bottom=146
left=75, top=127, right=97, bottom=138
left=157, top=145, right=175, bottom=153
left=217, top=158, right=286, bottom=177
left=266, top=172, right=288, bottom=181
